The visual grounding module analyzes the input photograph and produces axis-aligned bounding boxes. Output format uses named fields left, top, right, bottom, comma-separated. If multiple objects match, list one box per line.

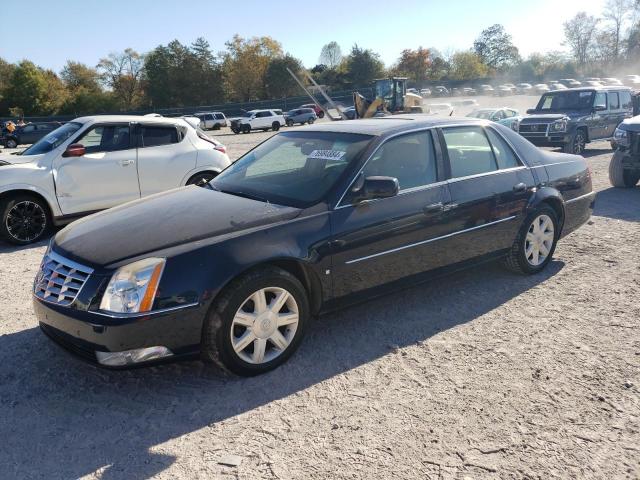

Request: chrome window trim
left=446, top=166, right=528, bottom=184
left=90, top=302, right=200, bottom=319
left=344, top=215, right=517, bottom=265
left=564, top=191, right=595, bottom=204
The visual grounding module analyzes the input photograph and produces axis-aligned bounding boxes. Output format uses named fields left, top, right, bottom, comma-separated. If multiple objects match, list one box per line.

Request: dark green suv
left=609, top=116, right=640, bottom=187
left=518, top=86, right=633, bottom=154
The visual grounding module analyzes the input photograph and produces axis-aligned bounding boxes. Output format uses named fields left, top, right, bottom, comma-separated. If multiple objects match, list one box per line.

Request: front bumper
left=34, top=297, right=203, bottom=367
left=520, top=134, right=572, bottom=147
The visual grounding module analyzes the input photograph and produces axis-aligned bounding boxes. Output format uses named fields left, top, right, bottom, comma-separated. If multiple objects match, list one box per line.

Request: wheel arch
left=528, top=187, right=566, bottom=234
left=181, top=167, right=222, bottom=186
left=0, top=186, right=59, bottom=218
left=575, top=124, right=590, bottom=142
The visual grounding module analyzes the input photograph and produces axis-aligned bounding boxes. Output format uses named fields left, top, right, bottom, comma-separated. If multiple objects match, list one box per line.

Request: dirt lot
left=0, top=101, right=639, bottom=479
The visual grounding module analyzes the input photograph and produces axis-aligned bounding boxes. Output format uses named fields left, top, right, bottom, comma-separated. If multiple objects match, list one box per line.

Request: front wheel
left=307, top=117, right=315, bottom=124
left=5, top=138, right=18, bottom=149
left=272, top=121, right=281, bottom=131
left=503, top=206, right=559, bottom=275
left=0, top=194, right=50, bottom=245
left=609, top=150, right=640, bottom=187
left=242, top=124, right=251, bottom=134
left=563, top=130, right=586, bottom=155
left=317, top=111, right=325, bottom=118
left=201, top=266, right=309, bottom=376
left=286, top=119, right=294, bottom=127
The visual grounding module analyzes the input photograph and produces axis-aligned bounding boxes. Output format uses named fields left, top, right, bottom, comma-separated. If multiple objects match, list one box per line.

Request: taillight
left=198, top=130, right=226, bottom=153
left=214, top=145, right=226, bottom=154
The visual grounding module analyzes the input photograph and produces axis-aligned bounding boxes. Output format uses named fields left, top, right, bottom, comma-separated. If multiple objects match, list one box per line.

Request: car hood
left=53, top=186, right=301, bottom=267
left=0, top=152, right=39, bottom=165
left=619, top=116, right=640, bottom=131
left=523, top=111, right=590, bottom=121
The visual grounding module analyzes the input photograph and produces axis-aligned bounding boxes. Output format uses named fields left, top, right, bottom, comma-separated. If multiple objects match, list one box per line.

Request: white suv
left=0, top=115, right=231, bottom=245
left=195, top=112, right=227, bottom=130
left=230, top=109, right=286, bottom=134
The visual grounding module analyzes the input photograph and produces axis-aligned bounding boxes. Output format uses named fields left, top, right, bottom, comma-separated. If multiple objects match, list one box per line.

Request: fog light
left=95, top=346, right=173, bottom=366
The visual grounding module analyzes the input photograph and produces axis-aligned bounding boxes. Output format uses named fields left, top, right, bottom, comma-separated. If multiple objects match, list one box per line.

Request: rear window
left=442, top=126, right=498, bottom=178
left=620, top=91, right=633, bottom=109
left=215, top=113, right=225, bottom=119
left=141, top=126, right=178, bottom=147
left=610, top=92, right=620, bottom=110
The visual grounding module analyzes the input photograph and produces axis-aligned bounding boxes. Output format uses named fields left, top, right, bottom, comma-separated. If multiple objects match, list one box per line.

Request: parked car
left=463, top=87, right=477, bottom=96
left=420, top=88, right=431, bottom=98
left=518, top=86, right=634, bottom=154
left=601, top=77, right=623, bottom=86
left=480, top=84, right=495, bottom=95
left=433, top=86, right=450, bottom=97
left=451, top=87, right=462, bottom=96
left=3, top=122, right=62, bottom=148
left=584, top=80, right=605, bottom=87
left=33, top=117, right=595, bottom=375
left=623, top=75, right=640, bottom=87
left=549, top=83, right=568, bottom=91
left=285, top=108, right=317, bottom=126
left=426, top=103, right=453, bottom=112
left=342, top=106, right=357, bottom=120
left=300, top=104, right=325, bottom=118
left=558, top=79, right=582, bottom=88
left=466, top=108, right=520, bottom=128
left=534, top=84, right=551, bottom=94
left=609, top=116, right=640, bottom=187
left=497, top=85, right=515, bottom=96
left=229, top=109, right=286, bottom=134
left=195, top=112, right=227, bottom=130
left=516, top=83, right=533, bottom=94
left=0, top=116, right=231, bottom=244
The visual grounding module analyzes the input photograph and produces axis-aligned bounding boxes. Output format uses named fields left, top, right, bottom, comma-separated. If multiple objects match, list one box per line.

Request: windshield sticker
left=45, top=136, right=58, bottom=144
left=307, top=149, right=346, bottom=161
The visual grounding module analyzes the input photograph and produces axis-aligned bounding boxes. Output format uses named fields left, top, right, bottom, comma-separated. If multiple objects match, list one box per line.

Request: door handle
left=513, top=182, right=527, bottom=193
left=120, top=159, right=135, bottom=166
left=423, top=202, right=444, bottom=214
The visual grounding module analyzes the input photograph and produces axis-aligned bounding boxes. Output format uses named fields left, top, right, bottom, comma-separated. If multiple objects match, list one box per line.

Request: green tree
left=473, top=24, right=520, bottom=71
left=563, top=12, right=599, bottom=67
left=450, top=51, right=488, bottom=80
left=264, top=54, right=304, bottom=98
left=343, top=45, right=385, bottom=88
left=4, top=61, right=49, bottom=115
left=392, top=47, right=431, bottom=82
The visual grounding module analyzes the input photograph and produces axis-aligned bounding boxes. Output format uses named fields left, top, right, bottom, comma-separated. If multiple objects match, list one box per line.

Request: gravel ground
left=0, top=99, right=639, bottom=479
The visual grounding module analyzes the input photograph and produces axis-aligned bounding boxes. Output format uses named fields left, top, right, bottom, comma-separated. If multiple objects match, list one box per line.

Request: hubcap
left=5, top=201, right=46, bottom=242
left=574, top=134, right=585, bottom=154
left=230, top=287, right=299, bottom=364
left=524, top=214, right=554, bottom=266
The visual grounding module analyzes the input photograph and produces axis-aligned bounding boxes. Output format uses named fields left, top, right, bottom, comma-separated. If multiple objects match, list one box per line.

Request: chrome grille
left=34, top=250, right=93, bottom=306
left=519, top=123, right=550, bottom=136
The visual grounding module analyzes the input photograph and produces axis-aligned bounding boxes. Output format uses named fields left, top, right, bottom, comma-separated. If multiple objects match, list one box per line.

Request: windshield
left=535, top=91, right=595, bottom=112
left=467, top=110, right=494, bottom=119
left=211, top=131, right=373, bottom=208
left=21, top=122, right=83, bottom=155
left=241, top=112, right=253, bottom=118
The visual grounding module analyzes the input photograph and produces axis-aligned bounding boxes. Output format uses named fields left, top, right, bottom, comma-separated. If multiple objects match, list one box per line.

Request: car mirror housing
left=594, top=105, right=607, bottom=112
left=62, top=143, right=86, bottom=158
left=355, top=176, right=399, bottom=202
left=526, top=108, right=536, bottom=114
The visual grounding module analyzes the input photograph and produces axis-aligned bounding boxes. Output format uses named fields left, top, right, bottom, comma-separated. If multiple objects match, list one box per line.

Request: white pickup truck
left=0, top=115, right=231, bottom=245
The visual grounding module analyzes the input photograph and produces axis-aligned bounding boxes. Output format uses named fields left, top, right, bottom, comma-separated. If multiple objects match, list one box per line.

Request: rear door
left=53, top=123, right=140, bottom=214
left=438, top=125, right=535, bottom=264
left=330, top=130, right=455, bottom=298
left=135, top=123, right=197, bottom=196
left=592, top=91, right=609, bottom=139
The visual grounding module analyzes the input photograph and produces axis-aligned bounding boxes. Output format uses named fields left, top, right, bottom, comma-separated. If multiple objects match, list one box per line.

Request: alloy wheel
left=5, top=200, right=47, bottom=242
left=573, top=132, right=586, bottom=155
left=230, top=287, right=299, bottom=364
left=524, top=214, right=555, bottom=266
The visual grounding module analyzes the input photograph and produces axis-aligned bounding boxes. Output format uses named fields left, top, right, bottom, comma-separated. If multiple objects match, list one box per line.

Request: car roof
left=290, top=116, right=483, bottom=136
left=552, top=86, right=631, bottom=92
left=72, top=115, right=187, bottom=125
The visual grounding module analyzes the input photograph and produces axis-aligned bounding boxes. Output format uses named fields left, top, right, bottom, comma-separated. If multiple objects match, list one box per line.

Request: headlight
left=100, top=258, right=165, bottom=313
left=550, top=119, right=567, bottom=132
left=510, top=119, right=520, bottom=131
left=613, top=127, right=630, bottom=146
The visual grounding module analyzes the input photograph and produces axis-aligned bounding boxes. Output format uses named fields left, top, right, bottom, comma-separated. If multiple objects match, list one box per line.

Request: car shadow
left=594, top=186, right=640, bottom=222
left=0, top=235, right=54, bottom=254
left=0, top=260, right=564, bottom=479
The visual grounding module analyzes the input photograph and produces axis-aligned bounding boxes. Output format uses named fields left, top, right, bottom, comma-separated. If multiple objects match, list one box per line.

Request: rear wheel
left=186, top=171, right=217, bottom=187
left=272, top=121, right=281, bottom=131
left=308, top=117, right=315, bottom=124
left=0, top=194, right=50, bottom=245
left=5, top=138, right=18, bottom=149
left=563, top=129, right=586, bottom=155
left=286, top=119, right=294, bottom=127
left=317, top=111, right=324, bottom=118
left=201, top=266, right=309, bottom=376
left=609, top=150, right=640, bottom=187
left=504, top=205, right=559, bottom=275
left=242, top=124, right=251, bottom=134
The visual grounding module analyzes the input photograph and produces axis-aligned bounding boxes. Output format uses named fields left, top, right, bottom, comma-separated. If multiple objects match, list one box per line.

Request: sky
left=1, top=0, right=608, bottom=72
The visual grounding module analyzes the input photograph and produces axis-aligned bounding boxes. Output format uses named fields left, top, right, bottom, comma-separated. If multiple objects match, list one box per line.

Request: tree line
left=2, top=1, right=640, bottom=118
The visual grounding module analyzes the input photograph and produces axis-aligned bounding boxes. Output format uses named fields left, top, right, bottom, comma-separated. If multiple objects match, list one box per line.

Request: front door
left=53, top=123, right=140, bottom=215
left=330, top=130, right=455, bottom=298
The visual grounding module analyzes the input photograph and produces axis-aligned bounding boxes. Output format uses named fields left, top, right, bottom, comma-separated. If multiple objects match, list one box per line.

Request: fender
left=526, top=186, right=566, bottom=232
left=180, top=166, right=223, bottom=186
left=0, top=182, right=62, bottom=217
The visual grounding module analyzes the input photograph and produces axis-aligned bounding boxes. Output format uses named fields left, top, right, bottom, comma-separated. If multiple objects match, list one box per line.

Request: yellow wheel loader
left=353, top=77, right=425, bottom=118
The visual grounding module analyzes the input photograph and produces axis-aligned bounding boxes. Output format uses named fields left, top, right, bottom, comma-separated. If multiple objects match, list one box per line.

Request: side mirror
left=594, top=105, right=607, bottom=111
left=353, top=176, right=399, bottom=202
left=62, top=143, right=86, bottom=157
left=526, top=108, right=536, bottom=114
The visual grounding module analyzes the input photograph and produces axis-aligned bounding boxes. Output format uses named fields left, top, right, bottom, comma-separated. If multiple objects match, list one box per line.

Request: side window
left=620, top=91, right=633, bottom=109
left=594, top=92, right=608, bottom=109
left=215, top=114, right=224, bottom=120
left=361, top=131, right=437, bottom=190
left=206, top=114, right=214, bottom=121
left=486, top=128, right=520, bottom=169
left=493, top=110, right=506, bottom=120
left=140, top=126, right=178, bottom=147
left=75, top=125, right=131, bottom=153
left=609, top=92, right=620, bottom=110
left=442, top=126, right=498, bottom=178
left=23, top=125, right=35, bottom=132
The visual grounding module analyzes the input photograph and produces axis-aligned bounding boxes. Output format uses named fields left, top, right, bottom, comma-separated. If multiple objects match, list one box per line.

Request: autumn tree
left=392, top=47, right=431, bottom=82
left=473, top=24, right=520, bottom=71
left=563, top=12, right=599, bottom=67
left=450, top=51, right=488, bottom=80
left=97, top=48, right=145, bottom=110
left=319, top=42, right=343, bottom=69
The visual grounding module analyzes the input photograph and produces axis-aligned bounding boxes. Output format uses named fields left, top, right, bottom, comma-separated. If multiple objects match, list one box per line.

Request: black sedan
left=33, top=117, right=595, bottom=376
left=3, top=122, right=62, bottom=148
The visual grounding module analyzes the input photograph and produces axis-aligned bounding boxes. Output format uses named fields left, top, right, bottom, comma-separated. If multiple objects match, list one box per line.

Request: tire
left=503, top=205, right=559, bottom=275
left=231, top=127, right=240, bottom=134
left=609, top=150, right=640, bottom=187
left=5, top=138, right=18, bottom=149
left=186, top=171, right=217, bottom=187
left=213, top=124, right=221, bottom=131
left=272, top=121, right=281, bottom=131
left=0, top=194, right=51, bottom=245
left=242, top=124, right=251, bottom=134
left=201, top=266, right=309, bottom=376
left=286, top=119, right=294, bottom=127
left=563, top=129, right=587, bottom=155
left=308, top=117, right=315, bottom=124
left=318, top=111, right=325, bottom=119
